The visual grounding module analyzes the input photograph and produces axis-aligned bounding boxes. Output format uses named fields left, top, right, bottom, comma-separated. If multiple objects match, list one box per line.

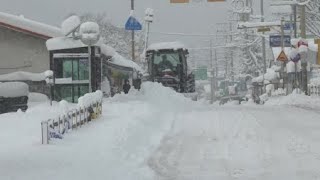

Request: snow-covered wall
left=0, top=26, right=50, bottom=75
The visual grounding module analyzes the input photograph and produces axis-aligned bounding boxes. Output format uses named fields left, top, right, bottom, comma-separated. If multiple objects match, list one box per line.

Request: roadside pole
left=131, top=0, right=135, bottom=61
left=210, top=39, right=215, bottom=104
left=281, top=17, right=286, bottom=91
left=261, top=0, right=267, bottom=73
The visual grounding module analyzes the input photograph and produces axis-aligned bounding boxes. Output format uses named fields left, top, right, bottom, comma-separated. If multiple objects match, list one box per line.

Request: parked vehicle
left=0, top=82, right=29, bottom=114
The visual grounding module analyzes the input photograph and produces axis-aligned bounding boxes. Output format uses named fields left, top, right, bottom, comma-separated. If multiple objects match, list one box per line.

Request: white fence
left=308, top=84, right=320, bottom=96
left=41, top=91, right=103, bottom=144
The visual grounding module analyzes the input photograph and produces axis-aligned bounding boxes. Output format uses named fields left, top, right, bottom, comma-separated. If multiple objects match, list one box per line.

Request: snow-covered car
left=0, top=82, right=29, bottom=114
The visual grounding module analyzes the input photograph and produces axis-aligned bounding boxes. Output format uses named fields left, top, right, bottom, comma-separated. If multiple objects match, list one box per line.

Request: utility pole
left=131, top=0, right=135, bottom=61
left=229, top=23, right=234, bottom=82
left=261, top=0, right=267, bottom=73
left=293, top=5, right=297, bottom=38
left=300, top=4, right=307, bottom=38
left=210, top=39, right=215, bottom=104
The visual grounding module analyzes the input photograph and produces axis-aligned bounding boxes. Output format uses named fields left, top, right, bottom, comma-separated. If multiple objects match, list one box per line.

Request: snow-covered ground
left=1, top=82, right=320, bottom=180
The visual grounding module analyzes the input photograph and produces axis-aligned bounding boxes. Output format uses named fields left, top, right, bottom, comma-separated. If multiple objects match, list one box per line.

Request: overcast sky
left=0, top=0, right=265, bottom=47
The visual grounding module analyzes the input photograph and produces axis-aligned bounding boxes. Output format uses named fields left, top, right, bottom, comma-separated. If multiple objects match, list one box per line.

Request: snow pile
left=79, top=22, right=100, bottom=45
left=286, top=61, right=296, bottom=73
left=299, top=45, right=308, bottom=53
left=100, top=44, right=116, bottom=57
left=252, top=68, right=279, bottom=83
left=0, top=11, right=62, bottom=38
left=0, top=70, right=53, bottom=81
left=271, top=88, right=286, bottom=96
left=46, top=36, right=103, bottom=51
left=78, top=90, right=103, bottom=108
left=266, top=91, right=320, bottom=109
left=148, top=42, right=186, bottom=51
left=61, top=15, right=81, bottom=36
left=0, top=82, right=29, bottom=97
left=28, top=93, right=48, bottom=102
left=100, top=44, right=143, bottom=72
left=111, top=54, right=143, bottom=72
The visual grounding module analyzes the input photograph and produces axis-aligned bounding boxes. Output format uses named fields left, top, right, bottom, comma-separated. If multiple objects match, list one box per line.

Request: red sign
left=298, top=39, right=308, bottom=47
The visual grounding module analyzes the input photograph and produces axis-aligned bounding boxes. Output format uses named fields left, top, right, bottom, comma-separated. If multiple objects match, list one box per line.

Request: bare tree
left=306, top=0, right=320, bottom=37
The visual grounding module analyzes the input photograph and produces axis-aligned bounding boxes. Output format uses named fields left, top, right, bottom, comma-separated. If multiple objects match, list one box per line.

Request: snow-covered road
left=1, top=82, right=320, bottom=180
left=150, top=105, right=320, bottom=180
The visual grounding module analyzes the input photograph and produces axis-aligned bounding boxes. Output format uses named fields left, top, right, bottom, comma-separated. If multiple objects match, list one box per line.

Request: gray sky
left=0, top=0, right=233, bottom=47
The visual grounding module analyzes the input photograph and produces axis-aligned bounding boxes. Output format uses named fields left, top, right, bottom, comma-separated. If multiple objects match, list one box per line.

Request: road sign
left=284, top=22, right=295, bottom=30
left=257, top=27, right=270, bottom=33
left=298, top=39, right=308, bottom=47
left=270, top=35, right=291, bottom=47
left=277, top=50, right=288, bottom=62
left=125, top=16, right=142, bottom=31
left=195, top=68, right=208, bottom=80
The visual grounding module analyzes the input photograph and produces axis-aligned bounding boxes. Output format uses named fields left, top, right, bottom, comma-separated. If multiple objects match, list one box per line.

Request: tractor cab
left=145, top=42, right=194, bottom=93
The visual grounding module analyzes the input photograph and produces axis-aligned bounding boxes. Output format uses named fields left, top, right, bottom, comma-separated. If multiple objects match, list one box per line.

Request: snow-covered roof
left=100, top=44, right=142, bottom=72
left=46, top=36, right=103, bottom=51
left=147, top=42, right=186, bottom=51
left=0, top=12, right=63, bottom=39
left=0, top=82, right=29, bottom=97
left=0, top=70, right=53, bottom=82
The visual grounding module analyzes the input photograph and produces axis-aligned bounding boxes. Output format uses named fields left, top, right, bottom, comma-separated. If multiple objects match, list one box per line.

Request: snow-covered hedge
left=78, top=90, right=103, bottom=108
left=0, top=82, right=29, bottom=97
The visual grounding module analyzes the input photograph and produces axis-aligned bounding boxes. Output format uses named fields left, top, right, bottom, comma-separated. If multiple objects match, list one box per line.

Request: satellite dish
left=79, top=22, right=100, bottom=46
left=61, top=15, right=81, bottom=36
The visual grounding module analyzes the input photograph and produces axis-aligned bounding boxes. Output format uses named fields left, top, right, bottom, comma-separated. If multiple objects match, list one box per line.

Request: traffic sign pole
left=131, top=0, right=135, bottom=61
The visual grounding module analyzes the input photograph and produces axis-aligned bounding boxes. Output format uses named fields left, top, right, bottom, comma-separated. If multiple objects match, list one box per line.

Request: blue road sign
left=270, top=35, right=291, bottom=47
left=125, top=16, right=142, bottom=31
left=284, top=22, right=295, bottom=31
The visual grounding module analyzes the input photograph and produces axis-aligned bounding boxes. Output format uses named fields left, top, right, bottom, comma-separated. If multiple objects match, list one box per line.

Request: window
left=54, top=84, right=89, bottom=103
left=58, top=58, right=89, bottom=80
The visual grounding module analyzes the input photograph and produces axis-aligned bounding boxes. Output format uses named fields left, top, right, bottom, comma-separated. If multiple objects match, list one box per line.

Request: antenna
left=61, top=15, right=81, bottom=36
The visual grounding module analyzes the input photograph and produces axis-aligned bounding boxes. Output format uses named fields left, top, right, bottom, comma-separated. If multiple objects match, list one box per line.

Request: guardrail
left=41, top=91, right=103, bottom=144
left=308, top=84, right=320, bottom=96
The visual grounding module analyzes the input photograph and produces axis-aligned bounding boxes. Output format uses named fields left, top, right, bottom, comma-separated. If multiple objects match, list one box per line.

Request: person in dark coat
left=123, top=79, right=131, bottom=94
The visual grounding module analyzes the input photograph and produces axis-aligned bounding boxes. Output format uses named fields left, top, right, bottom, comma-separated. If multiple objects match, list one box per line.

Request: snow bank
left=252, top=68, right=279, bottom=83
left=0, top=12, right=62, bottom=38
left=0, top=70, right=53, bottom=81
left=78, top=90, right=103, bottom=108
left=266, top=91, right=320, bottom=110
left=148, top=42, right=186, bottom=51
left=28, top=93, right=48, bottom=102
left=0, top=82, right=29, bottom=97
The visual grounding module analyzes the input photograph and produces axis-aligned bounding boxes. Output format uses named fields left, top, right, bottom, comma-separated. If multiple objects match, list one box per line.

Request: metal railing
left=41, top=101, right=102, bottom=144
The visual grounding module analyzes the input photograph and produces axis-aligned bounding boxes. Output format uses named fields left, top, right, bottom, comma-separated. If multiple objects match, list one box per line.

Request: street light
left=80, top=22, right=100, bottom=93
